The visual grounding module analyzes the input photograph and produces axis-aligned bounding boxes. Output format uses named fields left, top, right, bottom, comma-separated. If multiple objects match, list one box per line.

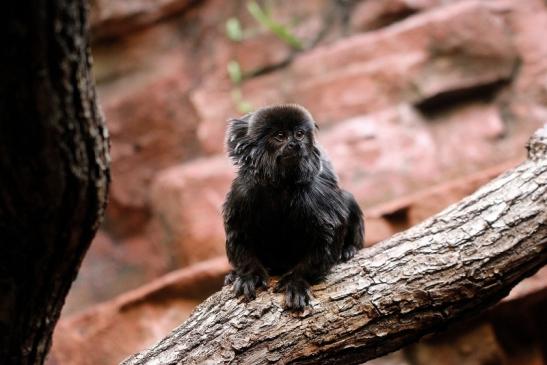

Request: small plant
left=225, top=18, right=244, bottom=42
left=226, top=60, right=253, bottom=113
left=246, top=1, right=303, bottom=50
left=227, top=60, right=243, bottom=85
left=231, top=89, right=253, bottom=114
left=225, top=2, right=303, bottom=49
left=224, top=1, right=304, bottom=114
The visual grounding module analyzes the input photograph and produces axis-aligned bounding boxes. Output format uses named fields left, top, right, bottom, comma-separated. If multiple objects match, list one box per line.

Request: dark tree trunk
left=0, top=2, right=109, bottom=364
left=122, top=127, right=547, bottom=365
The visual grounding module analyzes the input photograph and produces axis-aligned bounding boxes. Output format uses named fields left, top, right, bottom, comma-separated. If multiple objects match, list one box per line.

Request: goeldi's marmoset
left=223, top=104, right=364, bottom=311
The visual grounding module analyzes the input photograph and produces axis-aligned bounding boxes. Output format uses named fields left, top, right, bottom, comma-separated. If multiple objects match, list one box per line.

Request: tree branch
left=0, top=1, right=109, bottom=363
left=123, top=126, right=547, bottom=365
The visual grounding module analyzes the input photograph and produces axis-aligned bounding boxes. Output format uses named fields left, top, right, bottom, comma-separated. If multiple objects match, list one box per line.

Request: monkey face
left=246, top=105, right=320, bottom=184
left=227, top=104, right=322, bottom=185
left=266, top=124, right=313, bottom=164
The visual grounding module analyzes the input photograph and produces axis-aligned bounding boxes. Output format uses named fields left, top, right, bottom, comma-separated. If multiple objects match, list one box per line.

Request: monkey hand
left=274, top=273, right=311, bottom=311
left=341, top=245, right=359, bottom=262
left=225, top=268, right=268, bottom=301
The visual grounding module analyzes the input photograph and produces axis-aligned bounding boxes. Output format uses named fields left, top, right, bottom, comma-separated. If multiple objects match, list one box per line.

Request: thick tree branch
left=123, top=126, right=547, bottom=365
left=0, top=1, right=109, bottom=364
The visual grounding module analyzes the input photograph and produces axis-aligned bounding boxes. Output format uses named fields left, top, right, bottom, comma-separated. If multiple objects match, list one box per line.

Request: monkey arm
left=274, top=230, right=341, bottom=310
left=224, top=230, right=268, bottom=300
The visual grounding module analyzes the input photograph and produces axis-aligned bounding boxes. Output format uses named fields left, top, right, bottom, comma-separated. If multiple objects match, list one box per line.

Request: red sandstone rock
left=231, top=0, right=329, bottom=74
left=291, top=1, right=517, bottom=122
left=192, top=1, right=519, bottom=153
left=406, top=322, right=507, bottom=365
left=63, top=232, right=174, bottom=315
left=503, top=265, right=547, bottom=302
left=233, top=33, right=292, bottom=75
left=92, top=22, right=190, bottom=87
left=500, top=0, right=547, bottom=103
left=363, top=217, right=400, bottom=247
left=366, top=159, right=522, bottom=230
left=148, top=157, right=235, bottom=267
left=350, top=0, right=441, bottom=32
left=50, top=257, right=230, bottom=365
left=360, top=159, right=521, bottom=248
left=102, top=72, right=200, bottom=236
left=193, top=71, right=290, bottom=155
left=90, top=0, right=195, bottom=40
left=425, top=100, right=541, bottom=174
left=185, top=0, right=339, bottom=154
left=320, top=105, right=438, bottom=206
left=323, top=98, right=541, bottom=211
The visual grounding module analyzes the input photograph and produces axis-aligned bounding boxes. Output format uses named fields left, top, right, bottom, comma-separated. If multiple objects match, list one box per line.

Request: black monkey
left=223, top=104, right=364, bottom=311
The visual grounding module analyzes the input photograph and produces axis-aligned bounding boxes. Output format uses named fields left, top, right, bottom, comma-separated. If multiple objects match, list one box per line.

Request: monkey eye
left=294, top=129, right=305, bottom=140
left=274, top=131, right=286, bottom=141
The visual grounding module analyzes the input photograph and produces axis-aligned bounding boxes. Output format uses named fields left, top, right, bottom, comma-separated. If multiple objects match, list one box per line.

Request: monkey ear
left=226, top=116, right=250, bottom=159
left=314, top=122, right=320, bottom=131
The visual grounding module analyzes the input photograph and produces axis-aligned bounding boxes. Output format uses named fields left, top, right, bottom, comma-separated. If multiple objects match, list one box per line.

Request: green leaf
left=247, top=1, right=303, bottom=50
left=226, top=18, right=243, bottom=42
left=227, top=60, right=243, bottom=85
left=231, top=89, right=254, bottom=113
left=237, top=100, right=254, bottom=114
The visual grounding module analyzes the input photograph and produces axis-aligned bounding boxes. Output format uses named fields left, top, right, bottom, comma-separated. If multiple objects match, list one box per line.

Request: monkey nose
left=287, top=141, right=299, bottom=151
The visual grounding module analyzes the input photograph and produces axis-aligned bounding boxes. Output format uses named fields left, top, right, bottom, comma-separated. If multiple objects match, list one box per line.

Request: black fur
left=223, top=104, right=364, bottom=311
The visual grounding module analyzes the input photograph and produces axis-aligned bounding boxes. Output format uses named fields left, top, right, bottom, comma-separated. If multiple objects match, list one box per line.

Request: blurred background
left=47, top=0, right=547, bottom=364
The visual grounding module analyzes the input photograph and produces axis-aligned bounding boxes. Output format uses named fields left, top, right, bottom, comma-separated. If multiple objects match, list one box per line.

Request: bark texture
left=123, top=126, right=547, bottom=365
left=0, top=1, right=109, bottom=364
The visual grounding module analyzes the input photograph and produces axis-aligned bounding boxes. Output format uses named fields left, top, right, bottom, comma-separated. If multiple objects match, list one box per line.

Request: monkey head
left=227, top=104, right=322, bottom=186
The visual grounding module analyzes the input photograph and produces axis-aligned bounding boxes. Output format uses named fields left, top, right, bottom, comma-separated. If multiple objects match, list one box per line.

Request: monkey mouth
left=278, top=152, right=302, bottom=163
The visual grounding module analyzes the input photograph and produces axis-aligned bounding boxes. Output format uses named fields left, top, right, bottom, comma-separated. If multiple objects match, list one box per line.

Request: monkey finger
left=255, top=274, right=267, bottom=289
left=341, top=246, right=358, bottom=262
left=232, top=275, right=259, bottom=300
left=242, top=281, right=257, bottom=300
left=233, top=277, right=244, bottom=296
left=273, top=274, right=292, bottom=292
left=224, top=271, right=237, bottom=285
left=284, top=287, right=310, bottom=311
left=273, top=280, right=286, bottom=293
left=284, top=288, right=295, bottom=308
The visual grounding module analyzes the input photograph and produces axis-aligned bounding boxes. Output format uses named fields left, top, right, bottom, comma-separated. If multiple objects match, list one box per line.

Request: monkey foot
left=275, top=274, right=310, bottom=311
left=224, top=271, right=237, bottom=285
left=341, top=245, right=359, bottom=262
left=228, top=270, right=267, bottom=300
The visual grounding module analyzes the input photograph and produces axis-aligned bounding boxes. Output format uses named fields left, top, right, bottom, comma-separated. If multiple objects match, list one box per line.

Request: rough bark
left=0, top=2, right=109, bottom=364
left=123, top=126, right=547, bottom=365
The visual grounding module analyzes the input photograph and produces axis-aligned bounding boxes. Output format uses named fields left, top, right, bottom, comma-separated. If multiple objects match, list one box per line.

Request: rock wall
left=49, top=0, right=547, bottom=364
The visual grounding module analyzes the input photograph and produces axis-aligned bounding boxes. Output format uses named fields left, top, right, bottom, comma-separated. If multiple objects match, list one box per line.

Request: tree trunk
left=123, top=126, right=547, bottom=365
left=0, top=2, right=109, bottom=364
